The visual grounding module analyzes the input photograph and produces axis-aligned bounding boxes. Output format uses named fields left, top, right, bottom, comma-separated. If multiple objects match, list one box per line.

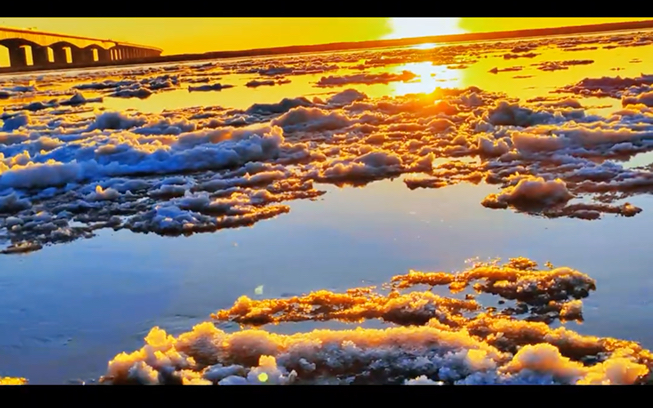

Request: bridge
left=0, top=26, right=162, bottom=69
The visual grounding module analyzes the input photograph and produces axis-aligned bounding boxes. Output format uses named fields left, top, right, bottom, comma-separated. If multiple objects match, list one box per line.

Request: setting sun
left=384, top=18, right=465, bottom=40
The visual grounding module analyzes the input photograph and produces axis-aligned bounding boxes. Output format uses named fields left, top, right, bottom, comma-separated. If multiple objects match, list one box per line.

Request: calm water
left=2, top=31, right=653, bottom=383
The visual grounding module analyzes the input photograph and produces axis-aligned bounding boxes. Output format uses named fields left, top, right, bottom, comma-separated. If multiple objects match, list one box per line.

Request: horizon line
left=2, top=18, right=653, bottom=75
left=160, top=18, right=653, bottom=58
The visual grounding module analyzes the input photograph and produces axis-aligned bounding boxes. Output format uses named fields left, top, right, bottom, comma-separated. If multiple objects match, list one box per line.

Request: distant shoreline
left=2, top=19, right=653, bottom=76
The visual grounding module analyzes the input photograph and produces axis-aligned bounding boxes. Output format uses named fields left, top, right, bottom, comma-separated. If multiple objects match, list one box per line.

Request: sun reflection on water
left=389, top=62, right=461, bottom=96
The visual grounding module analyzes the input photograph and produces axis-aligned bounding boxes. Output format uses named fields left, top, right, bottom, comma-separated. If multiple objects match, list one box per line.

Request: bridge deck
left=0, top=26, right=115, bottom=45
left=0, top=26, right=163, bottom=70
left=0, top=26, right=162, bottom=52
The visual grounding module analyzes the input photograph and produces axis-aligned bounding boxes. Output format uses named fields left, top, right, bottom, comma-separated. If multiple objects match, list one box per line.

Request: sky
left=0, top=18, right=650, bottom=56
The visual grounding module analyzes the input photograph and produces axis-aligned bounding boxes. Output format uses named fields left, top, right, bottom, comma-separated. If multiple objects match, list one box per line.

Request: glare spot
left=384, top=18, right=465, bottom=40
left=258, top=372, right=268, bottom=382
left=412, top=43, right=437, bottom=50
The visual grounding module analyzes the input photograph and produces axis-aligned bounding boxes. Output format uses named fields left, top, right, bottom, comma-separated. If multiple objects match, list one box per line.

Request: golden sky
left=0, top=18, right=650, bottom=56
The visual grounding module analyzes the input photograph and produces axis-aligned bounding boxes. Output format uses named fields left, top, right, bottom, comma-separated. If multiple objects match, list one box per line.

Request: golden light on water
left=390, top=62, right=461, bottom=96
left=3, top=18, right=653, bottom=386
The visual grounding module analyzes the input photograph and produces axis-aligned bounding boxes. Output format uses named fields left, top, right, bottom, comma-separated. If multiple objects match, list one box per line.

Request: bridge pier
left=8, top=46, right=28, bottom=68
left=96, top=48, right=111, bottom=62
left=31, top=46, right=50, bottom=67
left=71, top=48, right=94, bottom=64
left=52, top=47, right=68, bottom=64
left=110, top=46, right=158, bottom=60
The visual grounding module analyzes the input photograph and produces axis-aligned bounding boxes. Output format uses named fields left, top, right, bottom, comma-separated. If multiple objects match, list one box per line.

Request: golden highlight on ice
left=0, top=377, right=27, bottom=385
left=96, top=258, right=652, bottom=385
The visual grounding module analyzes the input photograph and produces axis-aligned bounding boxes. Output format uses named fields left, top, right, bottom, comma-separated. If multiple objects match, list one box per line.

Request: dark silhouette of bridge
left=0, top=26, right=162, bottom=70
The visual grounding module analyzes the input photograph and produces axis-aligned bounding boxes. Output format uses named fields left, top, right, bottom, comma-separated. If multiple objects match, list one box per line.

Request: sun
left=384, top=18, right=465, bottom=40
